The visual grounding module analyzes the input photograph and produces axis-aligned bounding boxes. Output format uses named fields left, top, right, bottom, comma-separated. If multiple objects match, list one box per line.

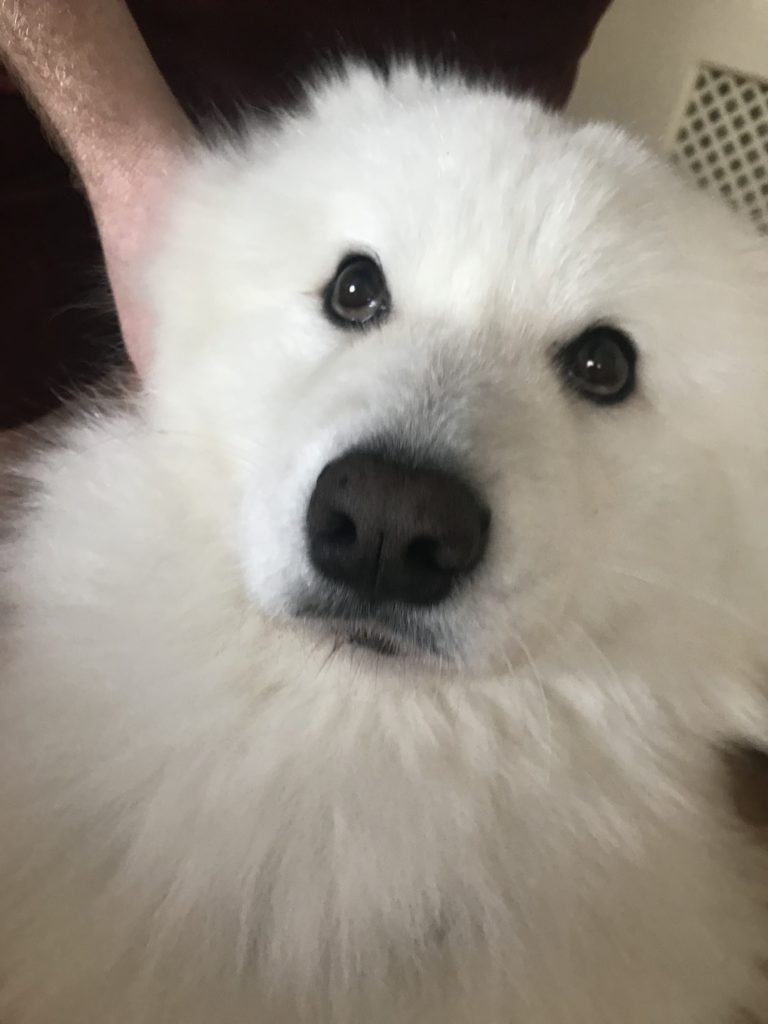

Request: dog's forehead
left=274, top=82, right=666, bottom=309
left=315, top=145, right=657, bottom=329
left=195, top=73, right=706, bottom=346
left=302, top=104, right=628, bottom=231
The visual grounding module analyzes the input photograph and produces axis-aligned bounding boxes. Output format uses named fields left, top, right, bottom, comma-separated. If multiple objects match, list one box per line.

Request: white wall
left=569, top=0, right=768, bottom=145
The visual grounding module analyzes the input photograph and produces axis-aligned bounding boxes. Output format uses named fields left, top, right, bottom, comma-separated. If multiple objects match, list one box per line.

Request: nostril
left=318, top=509, right=357, bottom=546
left=406, top=528, right=485, bottom=577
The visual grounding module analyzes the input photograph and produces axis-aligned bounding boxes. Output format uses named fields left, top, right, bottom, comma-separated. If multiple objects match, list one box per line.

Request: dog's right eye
left=324, top=255, right=390, bottom=329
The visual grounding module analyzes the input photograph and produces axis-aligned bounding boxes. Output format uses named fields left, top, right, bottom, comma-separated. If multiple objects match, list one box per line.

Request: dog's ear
left=723, top=740, right=768, bottom=830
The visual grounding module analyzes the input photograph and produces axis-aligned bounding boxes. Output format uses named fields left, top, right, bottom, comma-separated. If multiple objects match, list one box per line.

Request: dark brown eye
left=324, top=255, right=390, bottom=328
left=557, top=326, right=637, bottom=404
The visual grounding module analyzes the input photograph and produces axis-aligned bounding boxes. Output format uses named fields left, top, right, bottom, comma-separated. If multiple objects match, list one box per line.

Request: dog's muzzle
left=300, top=446, right=490, bottom=656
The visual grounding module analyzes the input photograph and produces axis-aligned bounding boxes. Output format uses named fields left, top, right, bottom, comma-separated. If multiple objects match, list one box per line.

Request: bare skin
left=0, top=0, right=195, bottom=372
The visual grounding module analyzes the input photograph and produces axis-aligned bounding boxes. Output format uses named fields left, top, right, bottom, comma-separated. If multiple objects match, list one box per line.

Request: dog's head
left=145, top=64, right=768, bottom=671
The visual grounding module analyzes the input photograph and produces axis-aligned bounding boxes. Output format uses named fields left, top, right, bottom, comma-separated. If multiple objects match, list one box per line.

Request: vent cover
left=669, top=62, right=768, bottom=234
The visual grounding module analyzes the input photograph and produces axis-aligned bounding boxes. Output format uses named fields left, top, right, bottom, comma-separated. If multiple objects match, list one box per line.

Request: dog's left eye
left=556, top=325, right=637, bottom=405
left=324, top=255, right=390, bottom=328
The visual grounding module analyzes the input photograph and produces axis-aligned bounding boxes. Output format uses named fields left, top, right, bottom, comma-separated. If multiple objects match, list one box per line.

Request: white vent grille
left=669, top=62, right=768, bottom=234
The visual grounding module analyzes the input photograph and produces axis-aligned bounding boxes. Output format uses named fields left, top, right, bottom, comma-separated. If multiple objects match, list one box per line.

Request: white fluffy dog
left=1, top=64, right=767, bottom=1023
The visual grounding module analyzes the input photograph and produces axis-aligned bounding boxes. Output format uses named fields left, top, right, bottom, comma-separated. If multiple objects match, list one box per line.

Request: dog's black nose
left=306, top=451, right=490, bottom=606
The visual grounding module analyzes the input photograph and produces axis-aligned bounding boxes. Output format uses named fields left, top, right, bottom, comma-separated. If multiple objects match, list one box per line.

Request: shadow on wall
left=568, top=0, right=768, bottom=147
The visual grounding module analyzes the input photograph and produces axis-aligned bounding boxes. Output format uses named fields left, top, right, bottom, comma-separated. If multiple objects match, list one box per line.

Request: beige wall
left=569, top=0, right=768, bottom=145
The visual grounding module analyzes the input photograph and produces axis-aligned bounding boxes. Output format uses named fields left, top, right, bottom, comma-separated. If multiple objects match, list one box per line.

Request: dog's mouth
left=345, top=624, right=403, bottom=657
left=295, top=594, right=441, bottom=660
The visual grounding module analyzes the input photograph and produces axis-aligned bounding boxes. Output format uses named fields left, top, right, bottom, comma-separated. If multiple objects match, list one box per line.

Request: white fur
left=1, top=64, right=768, bottom=1022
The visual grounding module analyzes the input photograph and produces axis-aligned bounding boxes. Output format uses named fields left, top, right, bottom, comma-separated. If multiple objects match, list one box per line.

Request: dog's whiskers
left=503, top=630, right=553, bottom=778
left=601, top=563, right=768, bottom=641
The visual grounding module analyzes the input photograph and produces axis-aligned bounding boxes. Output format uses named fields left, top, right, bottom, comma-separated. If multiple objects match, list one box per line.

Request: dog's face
left=147, top=66, right=768, bottom=672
